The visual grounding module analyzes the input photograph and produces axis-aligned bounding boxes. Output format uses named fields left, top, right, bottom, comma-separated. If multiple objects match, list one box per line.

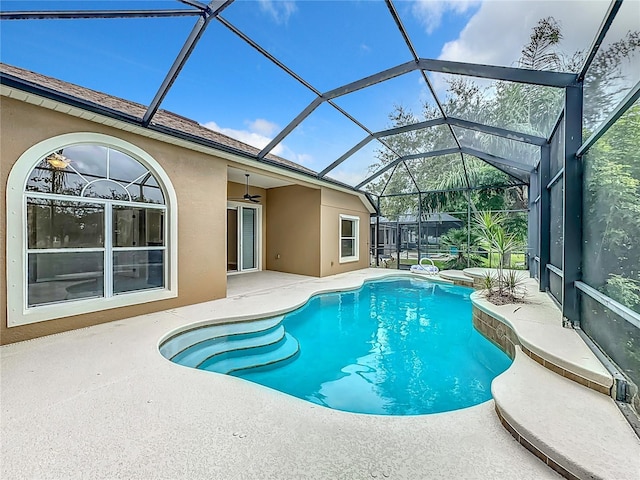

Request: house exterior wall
left=1, top=97, right=227, bottom=344
left=320, top=188, right=371, bottom=277
left=265, top=185, right=321, bottom=277
left=1, top=96, right=372, bottom=344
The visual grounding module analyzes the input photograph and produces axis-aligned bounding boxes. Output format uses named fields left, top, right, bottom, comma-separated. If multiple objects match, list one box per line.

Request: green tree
left=583, top=103, right=640, bottom=311
left=440, top=227, right=482, bottom=269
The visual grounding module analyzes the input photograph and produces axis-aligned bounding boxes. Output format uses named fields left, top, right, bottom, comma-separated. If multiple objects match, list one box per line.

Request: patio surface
left=1, top=268, right=634, bottom=479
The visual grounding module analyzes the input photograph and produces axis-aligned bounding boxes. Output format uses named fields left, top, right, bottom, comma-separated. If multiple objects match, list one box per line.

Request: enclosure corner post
left=562, top=84, right=584, bottom=326
left=539, top=144, right=551, bottom=292
left=528, top=170, right=539, bottom=278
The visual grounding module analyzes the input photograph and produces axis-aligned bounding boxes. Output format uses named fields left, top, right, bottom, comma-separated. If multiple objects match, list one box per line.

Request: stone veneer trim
left=472, top=304, right=612, bottom=396
left=494, top=405, right=581, bottom=480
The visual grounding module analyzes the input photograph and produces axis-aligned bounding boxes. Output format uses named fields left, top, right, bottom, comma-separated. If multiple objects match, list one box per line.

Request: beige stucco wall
left=1, top=97, right=227, bottom=344
left=265, top=185, right=321, bottom=277
left=264, top=185, right=370, bottom=278
left=320, top=188, right=371, bottom=277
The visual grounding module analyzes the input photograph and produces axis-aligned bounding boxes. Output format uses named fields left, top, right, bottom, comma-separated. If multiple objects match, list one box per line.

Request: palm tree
left=474, top=211, right=524, bottom=296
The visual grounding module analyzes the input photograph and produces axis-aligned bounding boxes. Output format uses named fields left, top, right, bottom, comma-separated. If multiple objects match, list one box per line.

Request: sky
left=0, top=0, right=631, bottom=186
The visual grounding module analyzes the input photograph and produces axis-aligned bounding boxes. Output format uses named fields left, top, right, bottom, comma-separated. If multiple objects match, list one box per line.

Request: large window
left=340, top=214, right=359, bottom=263
left=7, top=133, right=177, bottom=327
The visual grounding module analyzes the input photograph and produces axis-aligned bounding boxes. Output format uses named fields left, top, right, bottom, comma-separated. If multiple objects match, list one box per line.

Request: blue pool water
left=233, top=277, right=512, bottom=415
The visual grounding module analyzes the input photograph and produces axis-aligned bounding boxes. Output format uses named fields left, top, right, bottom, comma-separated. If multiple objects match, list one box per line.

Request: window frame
left=7, top=133, right=178, bottom=327
left=339, top=214, right=360, bottom=263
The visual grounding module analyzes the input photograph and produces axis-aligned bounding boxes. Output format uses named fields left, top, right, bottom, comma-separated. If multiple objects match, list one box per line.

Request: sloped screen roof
left=1, top=0, right=635, bottom=197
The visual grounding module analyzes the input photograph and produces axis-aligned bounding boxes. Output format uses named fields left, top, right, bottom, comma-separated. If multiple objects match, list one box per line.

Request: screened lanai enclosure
left=1, top=1, right=639, bottom=408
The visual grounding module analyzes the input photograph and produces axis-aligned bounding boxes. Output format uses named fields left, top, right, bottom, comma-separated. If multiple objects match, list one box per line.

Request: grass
left=481, top=253, right=526, bottom=269
left=398, top=258, right=449, bottom=269
left=381, top=251, right=527, bottom=270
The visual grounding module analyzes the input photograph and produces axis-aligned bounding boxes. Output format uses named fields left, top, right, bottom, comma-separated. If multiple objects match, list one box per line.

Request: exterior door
left=227, top=203, right=261, bottom=273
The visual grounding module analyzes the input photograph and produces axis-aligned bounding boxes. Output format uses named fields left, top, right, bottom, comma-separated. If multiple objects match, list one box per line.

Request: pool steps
left=160, top=316, right=299, bottom=375
left=174, top=325, right=285, bottom=368
left=159, top=316, right=283, bottom=359
left=201, top=333, right=299, bottom=374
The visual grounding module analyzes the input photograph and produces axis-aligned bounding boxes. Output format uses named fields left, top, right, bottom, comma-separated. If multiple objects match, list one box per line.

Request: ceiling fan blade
left=249, top=194, right=261, bottom=199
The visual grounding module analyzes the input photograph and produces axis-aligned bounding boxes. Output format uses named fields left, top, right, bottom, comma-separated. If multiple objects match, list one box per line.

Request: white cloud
left=203, top=120, right=283, bottom=154
left=428, top=0, right=625, bottom=101
left=438, top=0, right=614, bottom=68
left=277, top=145, right=314, bottom=166
left=259, top=0, right=297, bottom=24
left=412, top=0, right=480, bottom=34
left=328, top=169, right=368, bottom=186
left=245, top=118, right=279, bottom=137
left=203, top=119, right=313, bottom=166
left=292, top=152, right=314, bottom=165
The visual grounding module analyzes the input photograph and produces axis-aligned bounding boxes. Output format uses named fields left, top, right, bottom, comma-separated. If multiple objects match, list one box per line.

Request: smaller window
left=340, top=214, right=359, bottom=263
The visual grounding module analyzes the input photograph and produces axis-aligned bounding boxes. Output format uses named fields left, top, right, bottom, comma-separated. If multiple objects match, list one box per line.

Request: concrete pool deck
left=1, top=269, right=638, bottom=479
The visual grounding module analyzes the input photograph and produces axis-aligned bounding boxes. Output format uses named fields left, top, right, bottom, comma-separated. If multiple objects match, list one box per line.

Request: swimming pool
left=161, top=276, right=512, bottom=415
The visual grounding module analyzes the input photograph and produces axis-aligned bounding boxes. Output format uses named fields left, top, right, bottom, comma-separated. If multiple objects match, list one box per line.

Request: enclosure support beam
left=258, top=97, right=324, bottom=158
left=396, top=221, right=401, bottom=271
left=447, top=117, right=547, bottom=146
left=538, top=145, right=551, bottom=291
left=467, top=190, right=472, bottom=268
left=562, top=85, right=584, bottom=326
left=379, top=182, right=527, bottom=198
left=577, top=80, right=640, bottom=157
left=0, top=9, right=201, bottom=20
left=376, top=197, right=381, bottom=268
left=528, top=170, right=539, bottom=278
left=324, top=61, right=416, bottom=100
left=179, top=0, right=209, bottom=10
left=459, top=147, right=532, bottom=172
left=418, top=193, right=422, bottom=263
left=375, top=118, right=446, bottom=138
left=417, top=58, right=577, bottom=88
left=142, top=0, right=234, bottom=126
left=318, top=136, right=374, bottom=178
left=577, top=0, right=623, bottom=82
left=356, top=148, right=459, bottom=190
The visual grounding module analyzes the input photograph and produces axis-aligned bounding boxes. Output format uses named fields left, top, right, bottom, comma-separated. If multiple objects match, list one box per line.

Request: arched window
left=7, top=133, right=178, bottom=327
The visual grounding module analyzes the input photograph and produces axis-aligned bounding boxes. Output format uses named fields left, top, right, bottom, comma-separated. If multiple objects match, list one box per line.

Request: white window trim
left=6, top=132, right=178, bottom=327
left=339, top=214, right=360, bottom=264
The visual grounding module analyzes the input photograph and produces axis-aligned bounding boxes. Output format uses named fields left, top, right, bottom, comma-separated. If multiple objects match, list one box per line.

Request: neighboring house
left=371, top=213, right=464, bottom=257
left=1, top=63, right=375, bottom=344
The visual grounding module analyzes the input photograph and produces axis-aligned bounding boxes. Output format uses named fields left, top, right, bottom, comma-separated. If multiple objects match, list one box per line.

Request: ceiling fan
left=231, top=173, right=261, bottom=203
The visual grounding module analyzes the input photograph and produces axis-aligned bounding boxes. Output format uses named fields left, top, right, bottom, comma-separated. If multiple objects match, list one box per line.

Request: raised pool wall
left=472, top=307, right=518, bottom=360
left=471, top=303, right=612, bottom=397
